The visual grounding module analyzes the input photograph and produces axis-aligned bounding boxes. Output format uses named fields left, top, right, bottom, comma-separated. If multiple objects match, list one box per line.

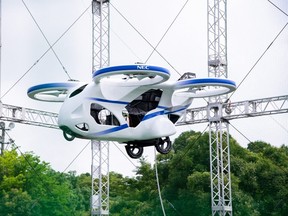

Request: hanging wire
left=62, top=140, right=91, bottom=173
left=269, top=101, right=288, bottom=135
left=111, top=141, right=138, bottom=168
left=144, top=0, right=190, bottom=67
left=110, top=2, right=181, bottom=75
left=266, top=1, right=288, bottom=135
left=154, top=148, right=166, bottom=216
left=179, top=124, right=209, bottom=158
left=228, top=1, right=288, bottom=147
left=229, top=0, right=288, bottom=100
left=270, top=115, right=288, bottom=135
left=21, top=0, right=72, bottom=80
left=111, top=28, right=143, bottom=62
left=228, top=22, right=288, bottom=100
left=229, top=122, right=253, bottom=144
left=268, top=0, right=288, bottom=17
left=3, top=131, right=78, bottom=214
left=0, top=4, right=91, bottom=100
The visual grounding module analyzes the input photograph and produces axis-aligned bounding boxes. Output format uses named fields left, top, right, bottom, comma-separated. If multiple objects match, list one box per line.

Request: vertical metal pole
left=0, top=0, right=2, bottom=99
left=91, top=1, right=110, bottom=215
left=207, top=0, right=232, bottom=215
left=91, top=140, right=109, bottom=215
left=0, top=122, right=5, bottom=155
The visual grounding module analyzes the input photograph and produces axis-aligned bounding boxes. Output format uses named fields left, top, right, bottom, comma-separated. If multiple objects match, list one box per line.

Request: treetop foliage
left=0, top=131, right=287, bottom=215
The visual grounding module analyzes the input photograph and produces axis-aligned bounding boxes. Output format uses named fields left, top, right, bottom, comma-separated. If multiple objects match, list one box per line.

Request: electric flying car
left=27, top=64, right=236, bottom=159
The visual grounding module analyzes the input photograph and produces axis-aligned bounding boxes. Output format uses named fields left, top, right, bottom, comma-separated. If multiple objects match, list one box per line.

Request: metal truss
left=209, top=120, right=232, bottom=214
left=177, top=95, right=288, bottom=125
left=0, top=102, right=58, bottom=129
left=207, top=0, right=232, bottom=215
left=91, top=1, right=110, bottom=215
left=91, top=140, right=109, bottom=215
left=0, top=1, right=285, bottom=215
left=92, top=0, right=110, bottom=72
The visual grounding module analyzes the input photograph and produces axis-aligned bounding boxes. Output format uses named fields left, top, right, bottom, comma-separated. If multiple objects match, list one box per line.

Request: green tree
left=1, top=131, right=287, bottom=215
left=0, top=149, right=90, bottom=215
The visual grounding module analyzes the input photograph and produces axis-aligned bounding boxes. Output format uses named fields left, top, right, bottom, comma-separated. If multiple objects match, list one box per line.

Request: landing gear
left=125, top=137, right=172, bottom=159
left=155, top=137, right=172, bottom=154
left=125, top=144, right=144, bottom=159
left=63, top=131, right=75, bottom=141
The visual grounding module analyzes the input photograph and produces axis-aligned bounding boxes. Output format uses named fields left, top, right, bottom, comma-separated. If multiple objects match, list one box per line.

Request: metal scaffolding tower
left=207, top=0, right=232, bottom=215
left=91, top=1, right=110, bottom=215
left=0, top=1, right=286, bottom=215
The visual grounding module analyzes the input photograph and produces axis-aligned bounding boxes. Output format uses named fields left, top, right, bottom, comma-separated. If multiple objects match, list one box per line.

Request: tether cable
left=62, top=140, right=91, bottom=173
left=0, top=4, right=91, bottom=100
left=110, top=2, right=181, bottom=75
left=112, top=141, right=138, bottom=168
left=154, top=148, right=166, bottom=216
left=4, top=135, right=76, bottom=215
left=229, top=22, right=288, bottom=100
left=22, top=0, right=72, bottom=80
left=229, top=122, right=253, bottom=144
left=179, top=124, right=209, bottom=158
left=268, top=0, right=288, bottom=17
left=144, top=0, right=190, bottom=69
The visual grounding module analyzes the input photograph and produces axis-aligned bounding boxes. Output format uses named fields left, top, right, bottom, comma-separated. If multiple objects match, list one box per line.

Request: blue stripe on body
left=28, top=82, right=78, bottom=94
left=177, top=78, right=236, bottom=87
left=93, top=65, right=170, bottom=79
left=92, top=104, right=189, bottom=137
left=88, top=97, right=129, bottom=105
left=142, top=104, right=189, bottom=121
left=157, top=105, right=168, bottom=109
left=94, top=124, right=129, bottom=136
left=142, top=110, right=165, bottom=121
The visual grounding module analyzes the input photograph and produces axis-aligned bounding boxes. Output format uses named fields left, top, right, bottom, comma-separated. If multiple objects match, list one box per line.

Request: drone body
left=28, top=64, right=236, bottom=158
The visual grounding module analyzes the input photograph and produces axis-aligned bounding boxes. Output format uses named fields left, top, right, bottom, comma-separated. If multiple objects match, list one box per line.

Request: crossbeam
left=0, top=102, right=58, bottom=129
left=177, top=95, right=288, bottom=125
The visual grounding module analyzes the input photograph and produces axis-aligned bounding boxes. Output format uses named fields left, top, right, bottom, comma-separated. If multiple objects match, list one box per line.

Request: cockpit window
left=90, top=103, right=120, bottom=126
left=69, top=84, right=88, bottom=98
left=125, top=89, right=162, bottom=127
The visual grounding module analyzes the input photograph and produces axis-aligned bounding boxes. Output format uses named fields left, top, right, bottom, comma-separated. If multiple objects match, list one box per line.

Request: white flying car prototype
left=28, top=64, right=236, bottom=159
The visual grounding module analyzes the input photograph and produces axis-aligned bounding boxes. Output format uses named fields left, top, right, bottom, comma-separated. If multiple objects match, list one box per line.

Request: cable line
left=229, top=122, right=253, bottom=144
left=154, top=148, right=166, bottom=216
left=144, top=0, right=190, bottom=69
left=111, top=28, right=142, bottom=62
left=268, top=0, right=288, bottom=17
left=22, top=0, right=72, bottom=80
left=6, top=139, right=75, bottom=213
left=112, top=141, right=138, bottom=168
left=229, top=22, right=288, bottom=100
left=180, top=125, right=209, bottom=158
left=110, top=2, right=181, bottom=75
left=0, top=4, right=91, bottom=100
left=62, top=140, right=91, bottom=173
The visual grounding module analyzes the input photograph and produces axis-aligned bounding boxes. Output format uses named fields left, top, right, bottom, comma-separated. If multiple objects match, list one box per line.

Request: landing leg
left=125, top=144, right=144, bottom=159
left=155, top=137, right=172, bottom=154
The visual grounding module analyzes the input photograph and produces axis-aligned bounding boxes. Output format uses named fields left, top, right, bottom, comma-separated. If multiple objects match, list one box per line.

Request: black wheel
left=155, top=137, right=172, bottom=154
left=63, top=131, right=75, bottom=141
left=125, top=144, right=144, bottom=159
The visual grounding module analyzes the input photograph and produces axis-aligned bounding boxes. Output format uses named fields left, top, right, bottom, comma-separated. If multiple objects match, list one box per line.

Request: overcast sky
left=1, top=0, right=287, bottom=176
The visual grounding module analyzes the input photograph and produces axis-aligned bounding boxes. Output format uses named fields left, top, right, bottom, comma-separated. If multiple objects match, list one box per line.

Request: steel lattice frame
left=0, top=0, right=285, bottom=215
left=91, top=140, right=109, bottom=215
left=92, top=0, right=110, bottom=72
left=91, top=1, right=110, bottom=215
left=207, top=0, right=232, bottom=215
left=177, top=95, right=288, bottom=125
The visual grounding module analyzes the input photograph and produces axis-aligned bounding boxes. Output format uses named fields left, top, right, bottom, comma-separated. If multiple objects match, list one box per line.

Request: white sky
left=1, top=0, right=287, bottom=177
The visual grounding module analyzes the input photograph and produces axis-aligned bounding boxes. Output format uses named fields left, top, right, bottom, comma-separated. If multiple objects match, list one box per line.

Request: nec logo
left=137, top=65, right=149, bottom=70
